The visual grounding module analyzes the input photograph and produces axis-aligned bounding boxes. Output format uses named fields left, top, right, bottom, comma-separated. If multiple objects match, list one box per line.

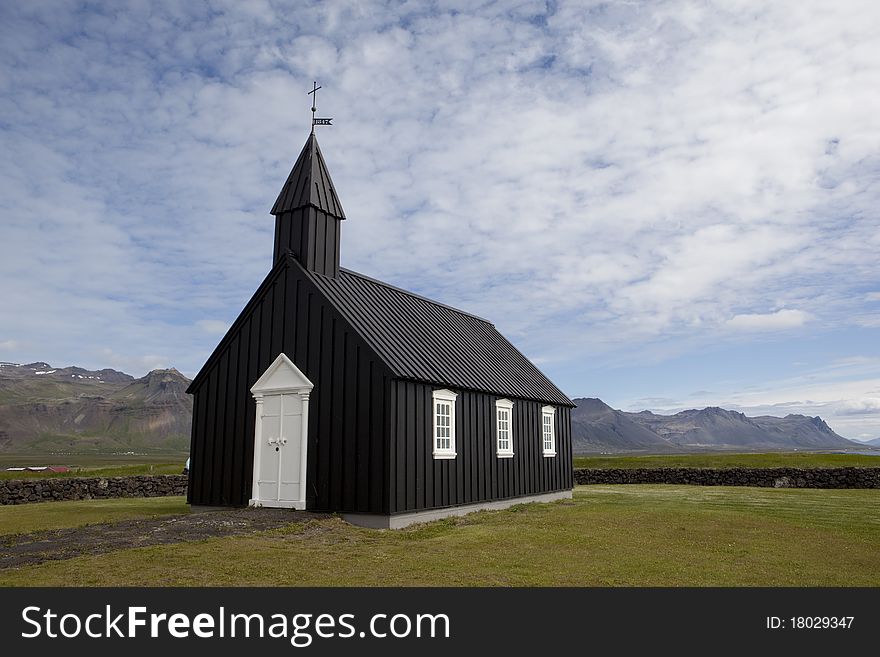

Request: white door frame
left=249, top=353, right=314, bottom=509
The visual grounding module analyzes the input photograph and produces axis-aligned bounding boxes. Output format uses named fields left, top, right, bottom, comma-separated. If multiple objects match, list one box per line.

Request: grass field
left=0, top=453, right=187, bottom=467
left=0, top=496, right=190, bottom=535
left=1, top=485, right=878, bottom=586
left=573, top=452, right=880, bottom=470
left=0, top=463, right=184, bottom=480
left=0, top=452, right=187, bottom=480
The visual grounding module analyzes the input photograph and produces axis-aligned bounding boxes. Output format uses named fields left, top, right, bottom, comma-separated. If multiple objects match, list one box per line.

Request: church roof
left=297, top=259, right=574, bottom=407
left=271, top=133, right=346, bottom=218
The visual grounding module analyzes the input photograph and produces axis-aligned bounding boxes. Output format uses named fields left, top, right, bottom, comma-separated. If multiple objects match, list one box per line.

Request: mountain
left=571, top=398, right=673, bottom=451
left=0, top=362, right=192, bottom=453
left=0, top=361, right=863, bottom=455
left=572, top=398, right=857, bottom=453
left=861, top=437, right=880, bottom=447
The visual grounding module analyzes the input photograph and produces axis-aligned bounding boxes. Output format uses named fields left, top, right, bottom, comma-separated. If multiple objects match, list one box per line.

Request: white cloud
left=837, top=398, right=880, bottom=416
left=0, top=0, right=878, bottom=389
left=726, top=309, right=809, bottom=331
left=98, top=349, right=170, bottom=376
left=196, top=320, right=229, bottom=335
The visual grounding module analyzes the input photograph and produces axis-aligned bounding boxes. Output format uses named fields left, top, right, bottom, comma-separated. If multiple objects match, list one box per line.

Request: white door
left=249, top=353, right=313, bottom=510
left=256, top=393, right=304, bottom=505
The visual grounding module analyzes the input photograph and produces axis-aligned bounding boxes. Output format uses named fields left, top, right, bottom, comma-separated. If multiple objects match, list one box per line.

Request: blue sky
left=1, top=1, right=879, bottom=440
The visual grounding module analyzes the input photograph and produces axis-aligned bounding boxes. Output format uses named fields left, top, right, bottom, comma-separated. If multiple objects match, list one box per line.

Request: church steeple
left=271, top=132, right=346, bottom=276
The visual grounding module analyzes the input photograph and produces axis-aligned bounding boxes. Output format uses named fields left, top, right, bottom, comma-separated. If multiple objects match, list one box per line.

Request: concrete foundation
left=343, top=489, right=573, bottom=529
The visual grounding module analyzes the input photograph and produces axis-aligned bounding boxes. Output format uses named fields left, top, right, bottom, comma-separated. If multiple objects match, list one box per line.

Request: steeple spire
left=271, top=133, right=345, bottom=218
left=271, top=132, right=346, bottom=277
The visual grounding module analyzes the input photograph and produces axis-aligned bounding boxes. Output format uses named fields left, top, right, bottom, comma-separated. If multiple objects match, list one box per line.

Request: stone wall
left=574, top=467, right=880, bottom=489
left=4, top=468, right=877, bottom=505
left=0, top=475, right=188, bottom=505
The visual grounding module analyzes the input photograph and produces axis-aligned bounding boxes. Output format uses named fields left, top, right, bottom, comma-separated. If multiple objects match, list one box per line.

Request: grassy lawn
left=0, top=496, right=190, bottom=536
left=0, top=453, right=187, bottom=467
left=0, top=462, right=184, bottom=480
left=1, top=485, right=878, bottom=586
left=574, top=452, right=880, bottom=470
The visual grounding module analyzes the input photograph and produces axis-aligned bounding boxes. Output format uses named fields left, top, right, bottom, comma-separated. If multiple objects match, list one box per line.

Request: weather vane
left=308, top=81, right=333, bottom=133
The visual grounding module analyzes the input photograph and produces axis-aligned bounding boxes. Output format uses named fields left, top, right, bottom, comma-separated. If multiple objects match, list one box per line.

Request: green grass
left=574, top=452, right=880, bottom=470
left=0, top=496, right=190, bottom=536
left=2, top=485, right=878, bottom=586
left=0, top=452, right=187, bottom=466
left=0, top=462, right=184, bottom=480
left=11, top=433, right=191, bottom=454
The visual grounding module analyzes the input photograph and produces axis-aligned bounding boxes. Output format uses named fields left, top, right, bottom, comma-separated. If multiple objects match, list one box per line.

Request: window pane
left=497, top=405, right=512, bottom=453
left=434, top=396, right=456, bottom=454
left=543, top=411, right=554, bottom=451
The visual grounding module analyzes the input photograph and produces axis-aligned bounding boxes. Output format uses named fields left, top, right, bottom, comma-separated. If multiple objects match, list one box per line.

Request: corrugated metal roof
left=271, top=134, right=346, bottom=218
left=296, top=258, right=574, bottom=407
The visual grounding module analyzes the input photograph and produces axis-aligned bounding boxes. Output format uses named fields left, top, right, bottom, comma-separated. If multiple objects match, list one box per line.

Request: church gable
left=187, top=254, right=395, bottom=509
left=187, top=255, right=389, bottom=396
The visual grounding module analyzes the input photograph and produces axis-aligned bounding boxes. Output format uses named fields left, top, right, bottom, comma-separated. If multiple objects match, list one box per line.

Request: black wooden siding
left=388, top=380, right=573, bottom=514
left=273, top=206, right=340, bottom=277
left=188, top=258, right=393, bottom=511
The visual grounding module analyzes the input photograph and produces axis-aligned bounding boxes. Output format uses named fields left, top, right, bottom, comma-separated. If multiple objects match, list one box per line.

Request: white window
left=496, top=398, right=514, bottom=458
left=432, top=389, right=458, bottom=459
left=541, top=405, right=556, bottom=457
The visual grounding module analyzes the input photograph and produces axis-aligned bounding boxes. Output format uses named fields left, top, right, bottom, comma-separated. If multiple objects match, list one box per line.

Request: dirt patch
left=0, top=508, right=330, bottom=569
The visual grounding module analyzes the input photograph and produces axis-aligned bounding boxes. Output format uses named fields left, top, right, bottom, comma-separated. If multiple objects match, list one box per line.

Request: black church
left=186, top=123, right=574, bottom=528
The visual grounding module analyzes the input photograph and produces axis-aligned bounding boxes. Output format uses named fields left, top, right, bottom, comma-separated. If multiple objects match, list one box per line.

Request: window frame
left=541, top=405, right=557, bottom=457
left=432, top=388, right=458, bottom=459
left=495, top=399, right=513, bottom=459
left=495, top=398, right=515, bottom=458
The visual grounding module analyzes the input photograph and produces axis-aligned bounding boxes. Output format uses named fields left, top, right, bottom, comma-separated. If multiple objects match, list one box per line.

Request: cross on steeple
left=308, top=81, right=321, bottom=134
left=308, top=81, right=333, bottom=133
